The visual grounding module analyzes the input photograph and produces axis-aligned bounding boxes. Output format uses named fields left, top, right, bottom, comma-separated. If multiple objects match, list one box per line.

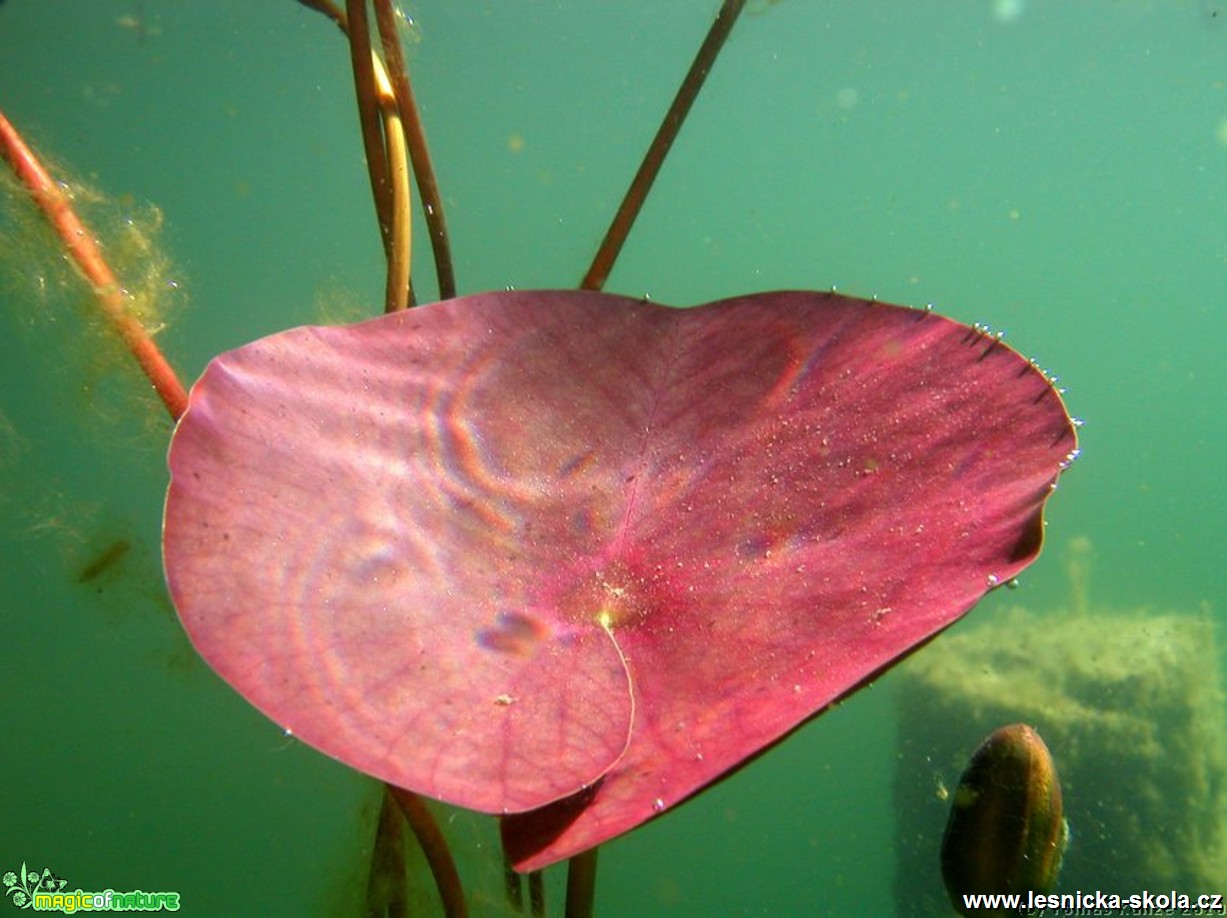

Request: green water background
left=1, top=1, right=1224, bottom=913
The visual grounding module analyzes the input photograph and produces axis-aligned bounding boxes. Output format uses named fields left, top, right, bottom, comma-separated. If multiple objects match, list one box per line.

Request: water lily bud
left=941, top=724, right=1068, bottom=913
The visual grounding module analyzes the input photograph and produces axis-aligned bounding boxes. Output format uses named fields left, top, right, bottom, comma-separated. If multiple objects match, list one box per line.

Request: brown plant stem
left=365, top=786, right=409, bottom=918
left=371, top=52, right=412, bottom=313
left=528, top=870, right=545, bottom=917
left=343, top=0, right=394, bottom=260
left=580, top=0, right=746, bottom=292
left=502, top=854, right=524, bottom=912
left=387, top=786, right=468, bottom=918
left=341, top=1, right=412, bottom=312
left=563, top=848, right=598, bottom=918
left=373, top=0, right=456, bottom=300
left=302, top=0, right=452, bottom=305
left=0, top=109, right=189, bottom=421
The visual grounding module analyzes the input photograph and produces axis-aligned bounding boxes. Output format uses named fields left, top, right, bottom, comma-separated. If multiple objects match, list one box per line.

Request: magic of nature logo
left=3, top=863, right=179, bottom=912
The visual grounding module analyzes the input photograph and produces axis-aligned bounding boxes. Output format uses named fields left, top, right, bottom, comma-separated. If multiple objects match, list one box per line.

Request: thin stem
left=387, top=786, right=468, bottom=918
left=372, top=0, right=456, bottom=301
left=580, top=0, right=746, bottom=292
left=528, top=870, right=545, bottom=917
left=371, top=50, right=412, bottom=313
left=0, top=109, right=188, bottom=421
left=344, top=0, right=395, bottom=261
left=307, top=0, right=418, bottom=310
left=563, top=849, right=598, bottom=918
left=502, top=853, right=524, bottom=912
left=365, top=786, right=409, bottom=918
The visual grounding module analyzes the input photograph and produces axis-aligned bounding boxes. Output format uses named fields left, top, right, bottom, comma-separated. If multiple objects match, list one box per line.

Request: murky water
left=2, top=1, right=1223, bottom=913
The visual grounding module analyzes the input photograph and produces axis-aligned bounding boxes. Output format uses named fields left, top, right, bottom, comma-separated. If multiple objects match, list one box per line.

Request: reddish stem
left=580, top=0, right=746, bottom=292
left=373, top=0, right=456, bottom=301
left=386, top=785, right=468, bottom=918
left=0, top=109, right=188, bottom=421
left=366, top=786, right=409, bottom=918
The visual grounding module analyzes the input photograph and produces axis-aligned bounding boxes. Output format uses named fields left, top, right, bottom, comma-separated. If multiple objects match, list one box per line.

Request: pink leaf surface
left=163, top=290, right=1077, bottom=869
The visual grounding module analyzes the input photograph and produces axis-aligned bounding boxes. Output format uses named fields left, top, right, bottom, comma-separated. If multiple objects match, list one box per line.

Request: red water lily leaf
left=162, top=290, right=1077, bottom=869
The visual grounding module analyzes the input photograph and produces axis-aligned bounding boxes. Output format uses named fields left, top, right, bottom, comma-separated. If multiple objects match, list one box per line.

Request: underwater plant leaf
left=163, top=290, right=1077, bottom=868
